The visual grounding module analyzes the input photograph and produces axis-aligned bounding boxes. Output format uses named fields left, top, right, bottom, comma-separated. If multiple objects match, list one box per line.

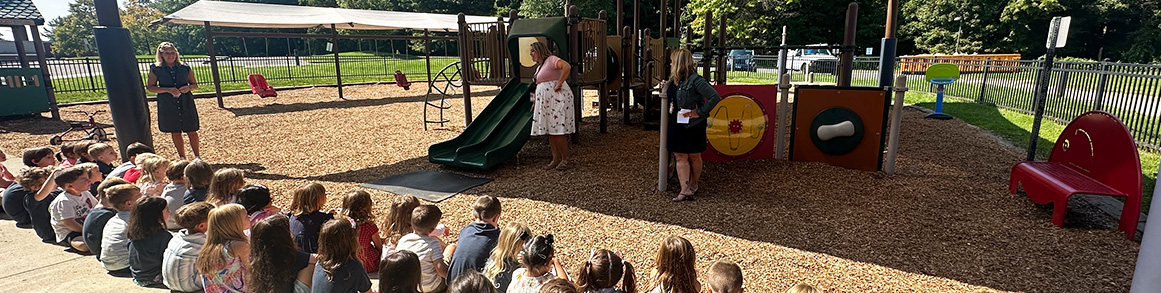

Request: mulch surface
left=0, top=83, right=1139, bottom=292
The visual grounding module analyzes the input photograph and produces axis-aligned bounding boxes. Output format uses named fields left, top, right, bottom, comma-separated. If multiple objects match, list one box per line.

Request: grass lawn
left=906, top=91, right=1158, bottom=213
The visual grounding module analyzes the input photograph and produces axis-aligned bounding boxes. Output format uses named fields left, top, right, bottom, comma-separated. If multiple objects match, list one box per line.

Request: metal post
left=425, top=30, right=432, bottom=82
left=622, top=26, right=631, bottom=125
left=458, top=13, right=473, bottom=126
left=1131, top=162, right=1161, bottom=292
left=11, top=26, right=29, bottom=68
left=885, top=75, right=907, bottom=174
left=568, top=5, right=581, bottom=142
left=778, top=26, right=787, bottom=78
left=660, top=0, right=667, bottom=39
left=978, top=58, right=991, bottom=102
left=658, top=80, right=670, bottom=192
left=29, top=25, right=58, bottom=119
left=716, top=16, right=726, bottom=84
left=204, top=22, right=223, bottom=108
left=775, top=73, right=790, bottom=160
left=837, top=2, right=859, bottom=86
left=87, top=58, right=98, bottom=90
left=674, top=0, right=682, bottom=37
left=599, top=10, right=608, bottom=134
left=702, top=11, right=711, bottom=79
left=331, top=24, right=344, bottom=100
left=1094, top=62, right=1110, bottom=110
left=878, top=0, right=899, bottom=87
left=1028, top=17, right=1062, bottom=161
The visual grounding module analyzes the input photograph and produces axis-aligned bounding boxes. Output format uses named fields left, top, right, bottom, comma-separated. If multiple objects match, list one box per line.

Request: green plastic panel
left=0, top=68, right=50, bottom=117
left=428, top=79, right=535, bottom=170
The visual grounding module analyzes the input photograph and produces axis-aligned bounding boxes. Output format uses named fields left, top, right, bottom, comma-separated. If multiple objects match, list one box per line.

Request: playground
left=0, top=84, right=1141, bottom=292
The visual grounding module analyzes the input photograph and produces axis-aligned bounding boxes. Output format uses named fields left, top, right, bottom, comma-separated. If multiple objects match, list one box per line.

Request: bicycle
left=49, top=110, right=111, bottom=145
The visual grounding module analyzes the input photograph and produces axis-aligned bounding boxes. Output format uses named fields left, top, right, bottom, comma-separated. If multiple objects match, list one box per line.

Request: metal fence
left=727, top=56, right=1161, bottom=151
left=0, top=54, right=458, bottom=95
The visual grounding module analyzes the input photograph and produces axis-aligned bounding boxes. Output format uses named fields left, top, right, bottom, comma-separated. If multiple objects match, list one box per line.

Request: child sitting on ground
left=163, top=202, right=213, bottom=292
left=206, top=168, right=245, bottom=206
left=447, top=195, right=502, bottom=283
left=182, top=160, right=213, bottom=204
left=3, top=167, right=52, bottom=229
left=484, top=222, right=533, bottom=292
left=539, top=279, right=581, bottom=293
left=26, top=167, right=63, bottom=243
left=101, top=184, right=145, bottom=274
left=23, top=147, right=57, bottom=168
left=341, top=190, right=382, bottom=273
left=162, top=160, right=190, bottom=229
left=44, top=163, right=100, bottom=251
left=237, top=184, right=280, bottom=226
left=57, top=142, right=80, bottom=168
left=247, top=213, right=317, bottom=293
left=786, top=284, right=819, bottom=293
left=398, top=205, right=449, bottom=292
left=379, top=250, right=422, bottom=293
left=313, top=217, right=373, bottom=293
left=706, top=260, right=743, bottom=293
left=646, top=236, right=701, bottom=293
left=197, top=204, right=251, bottom=293
left=86, top=143, right=119, bottom=195
left=507, top=234, right=569, bottom=293
left=288, top=182, right=332, bottom=253
left=110, top=142, right=153, bottom=178
left=73, top=141, right=97, bottom=164
left=449, top=270, right=497, bottom=293
left=577, top=249, right=636, bottom=293
left=383, top=194, right=420, bottom=255
left=83, top=177, right=132, bottom=260
left=128, top=197, right=173, bottom=287
left=134, top=155, right=170, bottom=196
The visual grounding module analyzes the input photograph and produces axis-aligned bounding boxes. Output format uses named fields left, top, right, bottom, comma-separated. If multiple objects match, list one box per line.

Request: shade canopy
left=156, top=0, right=502, bottom=31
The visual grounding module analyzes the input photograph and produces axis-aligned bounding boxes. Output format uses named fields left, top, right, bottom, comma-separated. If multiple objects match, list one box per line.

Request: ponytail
left=622, top=260, right=637, bottom=293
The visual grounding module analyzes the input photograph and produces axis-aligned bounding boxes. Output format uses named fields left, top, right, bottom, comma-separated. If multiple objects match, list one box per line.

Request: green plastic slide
left=428, top=79, right=534, bottom=170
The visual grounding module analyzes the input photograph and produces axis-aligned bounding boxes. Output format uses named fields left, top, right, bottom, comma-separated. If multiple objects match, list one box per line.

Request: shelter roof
left=0, top=0, right=44, bottom=25
left=157, top=0, right=502, bottom=32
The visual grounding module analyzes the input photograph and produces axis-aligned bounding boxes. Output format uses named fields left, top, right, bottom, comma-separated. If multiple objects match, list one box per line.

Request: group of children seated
left=0, top=141, right=821, bottom=293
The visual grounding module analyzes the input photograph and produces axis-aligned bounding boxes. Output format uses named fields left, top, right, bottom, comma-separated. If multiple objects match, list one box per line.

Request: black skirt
left=156, top=92, right=200, bottom=133
left=667, top=112, right=707, bottom=154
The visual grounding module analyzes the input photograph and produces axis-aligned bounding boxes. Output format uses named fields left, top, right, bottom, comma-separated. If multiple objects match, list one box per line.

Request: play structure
left=701, top=85, right=778, bottom=161
left=924, top=63, right=958, bottom=120
left=0, top=1, right=58, bottom=119
left=1008, top=111, right=1142, bottom=239
left=790, top=86, right=892, bottom=171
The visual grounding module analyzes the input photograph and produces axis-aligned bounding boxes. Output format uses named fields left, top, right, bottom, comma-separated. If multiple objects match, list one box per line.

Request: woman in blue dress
left=146, top=42, right=201, bottom=160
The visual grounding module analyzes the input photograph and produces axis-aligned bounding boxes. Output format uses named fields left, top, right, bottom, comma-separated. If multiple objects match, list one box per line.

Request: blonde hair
left=155, top=42, right=182, bottom=67
left=207, top=168, right=245, bottom=206
left=530, top=42, right=552, bottom=65
left=383, top=195, right=420, bottom=245
left=196, top=204, right=249, bottom=275
left=786, top=283, right=819, bottom=293
left=483, top=222, right=532, bottom=281
left=135, top=154, right=170, bottom=184
left=707, top=260, right=742, bottom=293
left=669, top=49, right=697, bottom=84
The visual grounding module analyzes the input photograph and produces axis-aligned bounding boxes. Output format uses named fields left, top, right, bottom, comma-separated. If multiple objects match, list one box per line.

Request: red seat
left=394, top=71, right=412, bottom=90
left=248, top=74, right=277, bottom=98
left=1008, top=111, right=1142, bottom=239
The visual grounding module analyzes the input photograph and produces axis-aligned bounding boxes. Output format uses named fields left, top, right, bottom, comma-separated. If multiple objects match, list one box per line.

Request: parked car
left=726, top=49, right=755, bottom=71
left=788, top=44, right=839, bottom=74
left=692, top=52, right=704, bottom=66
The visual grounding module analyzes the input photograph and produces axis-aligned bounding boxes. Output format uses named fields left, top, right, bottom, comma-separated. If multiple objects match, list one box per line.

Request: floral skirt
left=531, top=81, right=576, bottom=136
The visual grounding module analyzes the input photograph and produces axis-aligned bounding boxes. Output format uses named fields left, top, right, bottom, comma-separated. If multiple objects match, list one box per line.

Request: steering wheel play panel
left=702, top=85, right=778, bottom=162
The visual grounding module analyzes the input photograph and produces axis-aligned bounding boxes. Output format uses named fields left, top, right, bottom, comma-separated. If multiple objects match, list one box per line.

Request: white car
left=787, top=44, right=839, bottom=73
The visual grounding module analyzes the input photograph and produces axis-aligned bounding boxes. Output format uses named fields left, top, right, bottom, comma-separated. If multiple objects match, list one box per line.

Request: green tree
left=47, top=0, right=98, bottom=57
left=123, top=0, right=169, bottom=55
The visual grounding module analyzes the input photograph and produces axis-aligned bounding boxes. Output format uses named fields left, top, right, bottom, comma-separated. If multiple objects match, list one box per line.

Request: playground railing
left=721, top=56, right=1161, bottom=152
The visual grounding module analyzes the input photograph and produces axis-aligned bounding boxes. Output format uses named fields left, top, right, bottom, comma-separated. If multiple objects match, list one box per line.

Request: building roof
left=157, top=1, right=502, bottom=32
left=0, top=0, right=45, bottom=25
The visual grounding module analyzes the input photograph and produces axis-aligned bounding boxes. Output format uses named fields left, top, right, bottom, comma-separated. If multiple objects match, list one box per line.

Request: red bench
left=248, top=74, right=277, bottom=98
left=1008, top=111, right=1142, bottom=239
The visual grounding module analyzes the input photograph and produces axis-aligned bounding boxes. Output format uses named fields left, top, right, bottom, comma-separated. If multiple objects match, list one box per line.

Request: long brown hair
left=196, top=204, right=249, bottom=275
left=127, top=197, right=168, bottom=241
left=341, top=190, right=375, bottom=224
left=207, top=168, right=245, bottom=206
left=248, top=214, right=298, bottom=293
left=649, top=236, right=699, bottom=293
left=577, top=249, right=637, bottom=293
left=383, top=195, right=420, bottom=244
left=289, top=183, right=326, bottom=216
left=379, top=250, right=422, bottom=293
left=318, top=216, right=360, bottom=280
left=669, top=49, right=697, bottom=84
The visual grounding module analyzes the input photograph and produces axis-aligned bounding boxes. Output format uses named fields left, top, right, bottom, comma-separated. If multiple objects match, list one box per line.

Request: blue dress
left=151, top=63, right=200, bottom=133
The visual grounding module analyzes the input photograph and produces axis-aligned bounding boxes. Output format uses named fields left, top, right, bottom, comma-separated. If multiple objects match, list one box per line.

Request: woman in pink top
left=529, top=42, right=575, bottom=170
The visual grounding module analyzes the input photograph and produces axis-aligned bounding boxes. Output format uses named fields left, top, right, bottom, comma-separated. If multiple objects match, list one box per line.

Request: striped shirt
left=163, top=229, right=206, bottom=292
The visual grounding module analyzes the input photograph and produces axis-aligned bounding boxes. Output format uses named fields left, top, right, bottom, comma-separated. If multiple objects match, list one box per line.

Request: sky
left=2, top=0, right=130, bottom=40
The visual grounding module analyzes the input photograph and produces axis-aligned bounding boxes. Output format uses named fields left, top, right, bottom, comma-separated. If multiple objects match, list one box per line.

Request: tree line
left=47, top=0, right=1161, bottom=63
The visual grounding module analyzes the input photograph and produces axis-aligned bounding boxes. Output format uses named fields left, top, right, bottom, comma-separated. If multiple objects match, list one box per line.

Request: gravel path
left=0, top=84, right=1139, bottom=292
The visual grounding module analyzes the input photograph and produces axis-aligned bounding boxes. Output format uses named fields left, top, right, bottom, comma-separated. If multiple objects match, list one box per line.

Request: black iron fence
left=727, top=56, right=1161, bottom=151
